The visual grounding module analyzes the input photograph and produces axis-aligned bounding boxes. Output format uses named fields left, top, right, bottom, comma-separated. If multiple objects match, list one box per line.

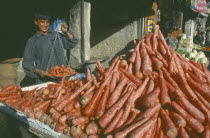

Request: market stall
left=0, top=24, right=209, bottom=138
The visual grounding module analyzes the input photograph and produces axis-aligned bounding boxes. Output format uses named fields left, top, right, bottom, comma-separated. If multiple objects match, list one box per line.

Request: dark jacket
left=22, top=31, right=78, bottom=84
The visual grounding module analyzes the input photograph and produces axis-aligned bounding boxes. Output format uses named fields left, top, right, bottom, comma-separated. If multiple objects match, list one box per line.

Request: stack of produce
left=175, top=49, right=208, bottom=64
left=0, top=24, right=210, bottom=138
left=47, top=64, right=78, bottom=77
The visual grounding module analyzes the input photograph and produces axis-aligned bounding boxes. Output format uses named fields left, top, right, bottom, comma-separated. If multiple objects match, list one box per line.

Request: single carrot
left=99, top=88, right=132, bottom=128
left=103, top=109, right=124, bottom=135
left=83, top=75, right=112, bottom=117
left=151, top=55, right=164, bottom=70
left=143, top=121, right=157, bottom=138
left=202, top=63, right=210, bottom=85
left=129, top=117, right=157, bottom=138
left=145, top=33, right=153, bottom=48
left=119, top=68, right=142, bottom=86
left=95, top=85, right=110, bottom=119
left=171, top=101, right=204, bottom=133
left=86, top=68, right=92, bottom=81
left=137, top=103, right=161, bottom=121
left=80, top=92, right=94, bottom=106
left=86, top=121, right=98, bottom=135
left=160, top=108, right=178, bottom=138
left=107, top=77, right=127, bottom=108
left=123, top=111, right=138, bottom=127
left=133, top=77, right=150, bottom=103
left=142, top=87, right=160, bottom=108
left=72, top=116, right=89, bottom=126
left=141, top=43, right=152, bottom=75
left=185, top=126, right=200, bottom=138
left=186, top=74, right=210, bottom=102
left=178, top=127, right=190, bottom=138
left=96, top=60, right=105, bottom=74
left=145, top=79, right=155, bottom=95
left=194, top=91, right=210, bottom=110
left=114, top=117, right=146, bottom=138
left=51, top=112, right=62, bottom=122
left=109, top=71, right=117, bottom=93
left=1, top=85, right=15, bottom=92
left=170, top=111, right=186, bottom=127
left=128, top=51, right=137, bottom=63
left=154, top=117, right=161, bottom=138
left=159, top=70, right=171, bottom=107
left=203, top=126, right=210, bottom=138
left=134, top=50, right=142, bottom=78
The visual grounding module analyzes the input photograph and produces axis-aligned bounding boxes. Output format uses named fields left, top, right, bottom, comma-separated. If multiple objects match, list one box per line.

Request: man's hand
left=34, top=69, right=46, bottom=77
left=61, top=21, right=68, bottom=33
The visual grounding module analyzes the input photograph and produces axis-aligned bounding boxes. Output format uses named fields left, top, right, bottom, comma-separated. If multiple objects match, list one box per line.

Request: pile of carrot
left=0, top=23, right=210, bottom=138
left=47, top=64, right=78, bottom=77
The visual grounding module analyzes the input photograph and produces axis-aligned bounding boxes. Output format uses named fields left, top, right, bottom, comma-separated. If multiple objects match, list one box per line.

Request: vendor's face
left=34, top=19, right=50, bottom=34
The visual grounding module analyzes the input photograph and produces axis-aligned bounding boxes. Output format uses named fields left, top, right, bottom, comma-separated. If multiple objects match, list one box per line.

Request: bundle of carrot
left=0, top=23, right=210, bottom=138
left=47, top=64, right=78, bottom=77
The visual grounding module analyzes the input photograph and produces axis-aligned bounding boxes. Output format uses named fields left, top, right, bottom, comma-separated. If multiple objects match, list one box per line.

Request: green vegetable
left=188, top=52, right=196, bottom=59
left=199, top=58, right=208, bottom=64
left=192, top=50, right=197, bottom=55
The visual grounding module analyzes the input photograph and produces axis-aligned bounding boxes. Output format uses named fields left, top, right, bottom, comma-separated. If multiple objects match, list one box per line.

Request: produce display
left=175, top=49, right=208, bottom=64
left=47, top=64, right=78, bottom=77
left=0, top=24, right=210, bottom=138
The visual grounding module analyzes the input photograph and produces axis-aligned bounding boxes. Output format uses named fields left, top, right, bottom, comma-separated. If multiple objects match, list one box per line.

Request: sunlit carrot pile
left=47, top=64, right=78, bottom=77
left=0, top=24, right=210, bottom=137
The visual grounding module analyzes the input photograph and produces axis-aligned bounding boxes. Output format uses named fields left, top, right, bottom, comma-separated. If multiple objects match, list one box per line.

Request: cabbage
left=199, top=58, right=208, bottom=64
left=188, top=52, right=196, bottom=59
left=196, top=51, right=206, bottom=59
left=193, top=50, right=197, bottom=55
left=182, top=54, right=186, bottom=58
left=194, top=57, right=199, bottom=62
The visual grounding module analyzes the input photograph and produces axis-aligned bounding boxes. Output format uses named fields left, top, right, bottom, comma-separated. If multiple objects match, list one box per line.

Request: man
left=22, top=11, right=78, bottom=84
left=165, top=30, right=177, bottom=49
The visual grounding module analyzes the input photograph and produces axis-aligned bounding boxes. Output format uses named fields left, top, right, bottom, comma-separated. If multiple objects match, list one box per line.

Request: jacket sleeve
left=59, top=31, right=78, bottom=50
left=22, top=39, right=38, bottom=79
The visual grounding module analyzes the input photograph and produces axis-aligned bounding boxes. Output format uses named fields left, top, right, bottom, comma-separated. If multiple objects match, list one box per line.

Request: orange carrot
left=142, top=87, right=160, bottom=108
left=141, top=43, right=152, bottom=75
left=133, top=77, right=150, bottom=103
left=86, top=68, right=92, bottom=81
left=186, top=74, right=210, bottom=102
left=99, top=88, right=132, bottom=128
left=129, top=118, right=157, bottom=138
left=119, top=68, right=142, bottom=86
left=160, top=108, right=178, bottom=138
left=174, top=88, right=205, bottom=123
left=86, top=121, right=98, bottom=135
left=72, top=116, right=89, bottom=126
left=116, top=90, right=135, bottom=128
left=110, top=71, right=117, bottom=93
left=96, top=60, right=105, bottom=74
left=107, top=77, right=127, bottom=108
left=134, top=50, right=142, bottom=78
left=104, top=109, right=124, bottom=135
left=151, top=55, right=164, bottom=70
left=143, top=121, right=157, bottom=138
left=154, top=117, right=161, bottom=138
left=145, top=79, right=155, bottom=95
left=170, top=111, right=186, bottom=127
left=159, top=70, right=171, bottom=107
left=115, top=117, right=147, bottom=138
left=145, top=33, right=153, bottom=48
left=194, top=91, right=210, bottom=110
left=83, top=75, right=112, bottom=117
left=178, top=127, right=190, bottom=138
left=33, top=100, right=51, bottom=112
left=202, top=63, right=210, bottom=85
left=171, top=101, right=204, bottom=133
left=128, top=51, right=137, bottom=63
left=203, top=126, right=210, bottom=138
left=54, top=79, right=93, bottom=112
left=95, top=85, right=110, bottom=119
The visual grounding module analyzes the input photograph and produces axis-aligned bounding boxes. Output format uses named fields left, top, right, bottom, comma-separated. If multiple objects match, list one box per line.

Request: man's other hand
left=34, top=69, right=46, bottom=77
left=61, top=21, right=68, bottom=33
